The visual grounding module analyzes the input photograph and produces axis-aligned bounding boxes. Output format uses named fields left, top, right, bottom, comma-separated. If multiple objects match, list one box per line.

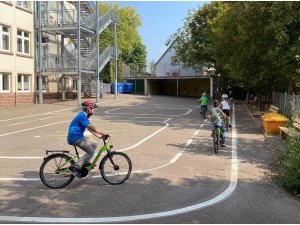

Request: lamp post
left=208, top=67, right=216, bottom=99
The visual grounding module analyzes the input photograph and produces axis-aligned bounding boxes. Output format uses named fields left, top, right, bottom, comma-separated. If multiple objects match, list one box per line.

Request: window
left=16, top=1, right=30, bottom=10
left=0, top=25, right=10, bottom=51
left=18, top=74, right=30, bottom=91
left=0, top=73, right=10, bottom=92
left=17, top=30, right=30, bottom=55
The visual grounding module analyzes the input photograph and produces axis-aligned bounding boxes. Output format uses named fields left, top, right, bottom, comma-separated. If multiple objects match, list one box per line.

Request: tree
left=215, top=2, right=300, bottom=94
left=148, top=59, right=156, bottom=77
left=167, top=2, right=223, bottom=71
left=98, top=3, right=147, bottom=82
left=170, top=1, right=300, bottom=95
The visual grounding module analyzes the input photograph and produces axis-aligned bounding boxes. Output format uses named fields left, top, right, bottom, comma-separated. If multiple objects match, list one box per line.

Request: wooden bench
left=253, top=104, right=279, bottom=118
left=268, top=104, right=279, bottom=113
left=279, top=118, right=300, bottom=139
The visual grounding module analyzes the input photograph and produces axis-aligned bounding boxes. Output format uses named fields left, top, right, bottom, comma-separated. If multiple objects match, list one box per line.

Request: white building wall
left=155, top=47, right=201, bottom=77
left=0, top=2, right=34, bottom=99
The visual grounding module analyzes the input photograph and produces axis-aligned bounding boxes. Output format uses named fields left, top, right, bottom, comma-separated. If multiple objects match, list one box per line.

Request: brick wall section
left=0, top=92, right=77, bottom=107
left=0, top=93, right=16, bottom=107
left=0, top=93, right=34, bottom=107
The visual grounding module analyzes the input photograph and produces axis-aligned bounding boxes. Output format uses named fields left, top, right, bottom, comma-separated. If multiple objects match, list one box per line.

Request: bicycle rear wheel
left=213, top=131, right=219, bottom=154
left=202, top=106, right=207, bottom=119
left=39, top=153, right=74, bottom=189
left=225, top=119, right=229, bottom=131
left=100, top=152, right=132, bottom=185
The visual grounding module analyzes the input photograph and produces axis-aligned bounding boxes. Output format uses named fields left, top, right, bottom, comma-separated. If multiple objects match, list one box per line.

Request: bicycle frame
left=86, top=141, right=111, bottom=171
left=213, top=127, right=221, bottom=142
left=51, top=139, right=111, bottom=174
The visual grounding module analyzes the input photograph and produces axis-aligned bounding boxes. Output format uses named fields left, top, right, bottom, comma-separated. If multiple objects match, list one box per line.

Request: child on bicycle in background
left=67, top=101, right=109, bottom=177
left=219, top=94, right=232, bottom=127
left=209, top=100, right=227, bottom=147
left=198, top=91, right=208, bottom=115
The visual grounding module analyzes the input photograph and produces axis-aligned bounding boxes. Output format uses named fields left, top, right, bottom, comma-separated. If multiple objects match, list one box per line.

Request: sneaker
left=68, top=164, right=81, bottom=178
left=221, top=144, right=226, bottom=147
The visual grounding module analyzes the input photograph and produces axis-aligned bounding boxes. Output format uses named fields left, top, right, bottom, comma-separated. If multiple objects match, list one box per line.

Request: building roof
left=155, top=37, right=179, bottom=66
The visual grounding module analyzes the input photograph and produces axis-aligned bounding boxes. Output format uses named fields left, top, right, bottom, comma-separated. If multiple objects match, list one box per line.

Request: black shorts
left=222, top=109, right=230, bottom=117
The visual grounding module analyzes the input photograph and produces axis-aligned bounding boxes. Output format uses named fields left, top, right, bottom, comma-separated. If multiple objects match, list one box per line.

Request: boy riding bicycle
left=209, top=100, right=227, bottom=147
left=219, top=94, right=232, bottom=127
left=67, top=101, right=109, bottom=177
left=198, top=91, right=208, bottom=115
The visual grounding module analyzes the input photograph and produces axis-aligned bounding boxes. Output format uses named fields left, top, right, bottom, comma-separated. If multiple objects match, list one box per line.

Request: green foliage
left=148, top=59, right=156, bottom=77
left=275, top=136, right=300, bottom=196
left=98, top=3, right=147, bottom=82
left=170, top=1, right=300, bottom=94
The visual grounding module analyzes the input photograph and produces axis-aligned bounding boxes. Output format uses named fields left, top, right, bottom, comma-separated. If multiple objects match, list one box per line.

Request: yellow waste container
left=262, top=113, right=288, bottom=135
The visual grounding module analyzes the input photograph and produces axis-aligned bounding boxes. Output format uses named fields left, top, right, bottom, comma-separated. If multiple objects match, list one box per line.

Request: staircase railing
left=99, top=45, right=115, bottom=72
left=98, top=10, right=119, bottom=33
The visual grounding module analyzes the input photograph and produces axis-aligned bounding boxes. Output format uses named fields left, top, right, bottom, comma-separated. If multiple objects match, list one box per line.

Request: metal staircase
left=35, top=1, right=119, bottom=103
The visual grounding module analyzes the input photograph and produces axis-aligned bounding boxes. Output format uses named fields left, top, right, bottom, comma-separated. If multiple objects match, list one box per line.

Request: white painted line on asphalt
left=0, top=108, right=77, bottom=123
left=0, top=156, right=43, bottom=159
left=119, top=119, right=170, bottom=151
left=169, top=153, right=183, bottom=163
left=105, top=105, right=193, bottom=116
left=185, top=139, right=193, bottom=148
left=0, top=121, right=69, bottom=138
left=0, top=119, right=170, bottom=159
left=0, top=99, right=123, bottom=124
left=0, top=177, right=39, bottom=181
left=0, top=116, right=60, bottom=128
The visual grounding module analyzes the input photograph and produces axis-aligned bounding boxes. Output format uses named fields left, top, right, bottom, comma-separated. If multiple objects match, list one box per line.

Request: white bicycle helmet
left=222, top=94, right=228, bottom=98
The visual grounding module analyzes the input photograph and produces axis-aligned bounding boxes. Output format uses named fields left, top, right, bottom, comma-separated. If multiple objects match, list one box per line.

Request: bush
left=275, top=136, right=300, bottom=196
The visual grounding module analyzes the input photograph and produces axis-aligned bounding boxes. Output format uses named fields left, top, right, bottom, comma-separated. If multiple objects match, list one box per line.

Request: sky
left=106, top=1, right=207, bottom=71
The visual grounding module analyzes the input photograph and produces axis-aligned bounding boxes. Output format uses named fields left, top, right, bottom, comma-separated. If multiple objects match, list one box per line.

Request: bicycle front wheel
left=225, top=119, right=229, bottom=131
left=39, top=153, right=74, bottom=189
left=100, top=152, right=132, bottom=185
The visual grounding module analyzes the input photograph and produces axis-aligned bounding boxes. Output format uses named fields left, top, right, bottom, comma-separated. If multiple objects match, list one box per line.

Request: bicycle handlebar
left=101, top=135, right=110, bottom=141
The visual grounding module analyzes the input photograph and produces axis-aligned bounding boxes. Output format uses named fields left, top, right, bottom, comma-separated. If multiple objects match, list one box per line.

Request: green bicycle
left=39, top=135, right=132, bottom=189
left=224, top=117, right=229, bottom=131
left=212, top=126, right=221, bottom=154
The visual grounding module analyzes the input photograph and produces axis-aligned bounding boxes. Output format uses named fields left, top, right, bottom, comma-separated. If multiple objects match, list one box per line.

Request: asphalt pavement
left=0, top=94, right=298, bottom=223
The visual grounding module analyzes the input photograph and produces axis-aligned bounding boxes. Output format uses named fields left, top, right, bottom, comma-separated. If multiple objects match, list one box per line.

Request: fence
left=102, top=83, right=111, bottom=94
left=273, top=92, right=300, bottom=118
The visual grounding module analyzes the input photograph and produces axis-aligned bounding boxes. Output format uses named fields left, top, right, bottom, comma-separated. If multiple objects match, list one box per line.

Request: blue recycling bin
left=111, top=83, right=124, bottom=94
left=123, top=83, right=133, bottom=93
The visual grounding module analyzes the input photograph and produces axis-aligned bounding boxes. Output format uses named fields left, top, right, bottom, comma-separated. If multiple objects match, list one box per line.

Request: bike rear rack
left=45, top=150, right=70, bottom=156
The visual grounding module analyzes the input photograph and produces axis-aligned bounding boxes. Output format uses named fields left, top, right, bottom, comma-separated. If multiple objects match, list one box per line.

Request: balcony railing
left=37, top=9, right=96, bottom=31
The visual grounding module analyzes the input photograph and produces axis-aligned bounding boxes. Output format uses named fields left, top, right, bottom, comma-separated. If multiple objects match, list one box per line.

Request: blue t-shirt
left=67, top=112, right=90, bottom=144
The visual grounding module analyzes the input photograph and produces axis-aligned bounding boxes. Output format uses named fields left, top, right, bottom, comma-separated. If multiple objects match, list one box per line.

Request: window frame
left=0, top=73, right=10, bottom=92
left=17, top=29, right=30, bottom=55
left=16, top=1, right=30, bottom=10
left=17, top=74, right=30, bottom=92
left=0, top=25, right=10, bottom=52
